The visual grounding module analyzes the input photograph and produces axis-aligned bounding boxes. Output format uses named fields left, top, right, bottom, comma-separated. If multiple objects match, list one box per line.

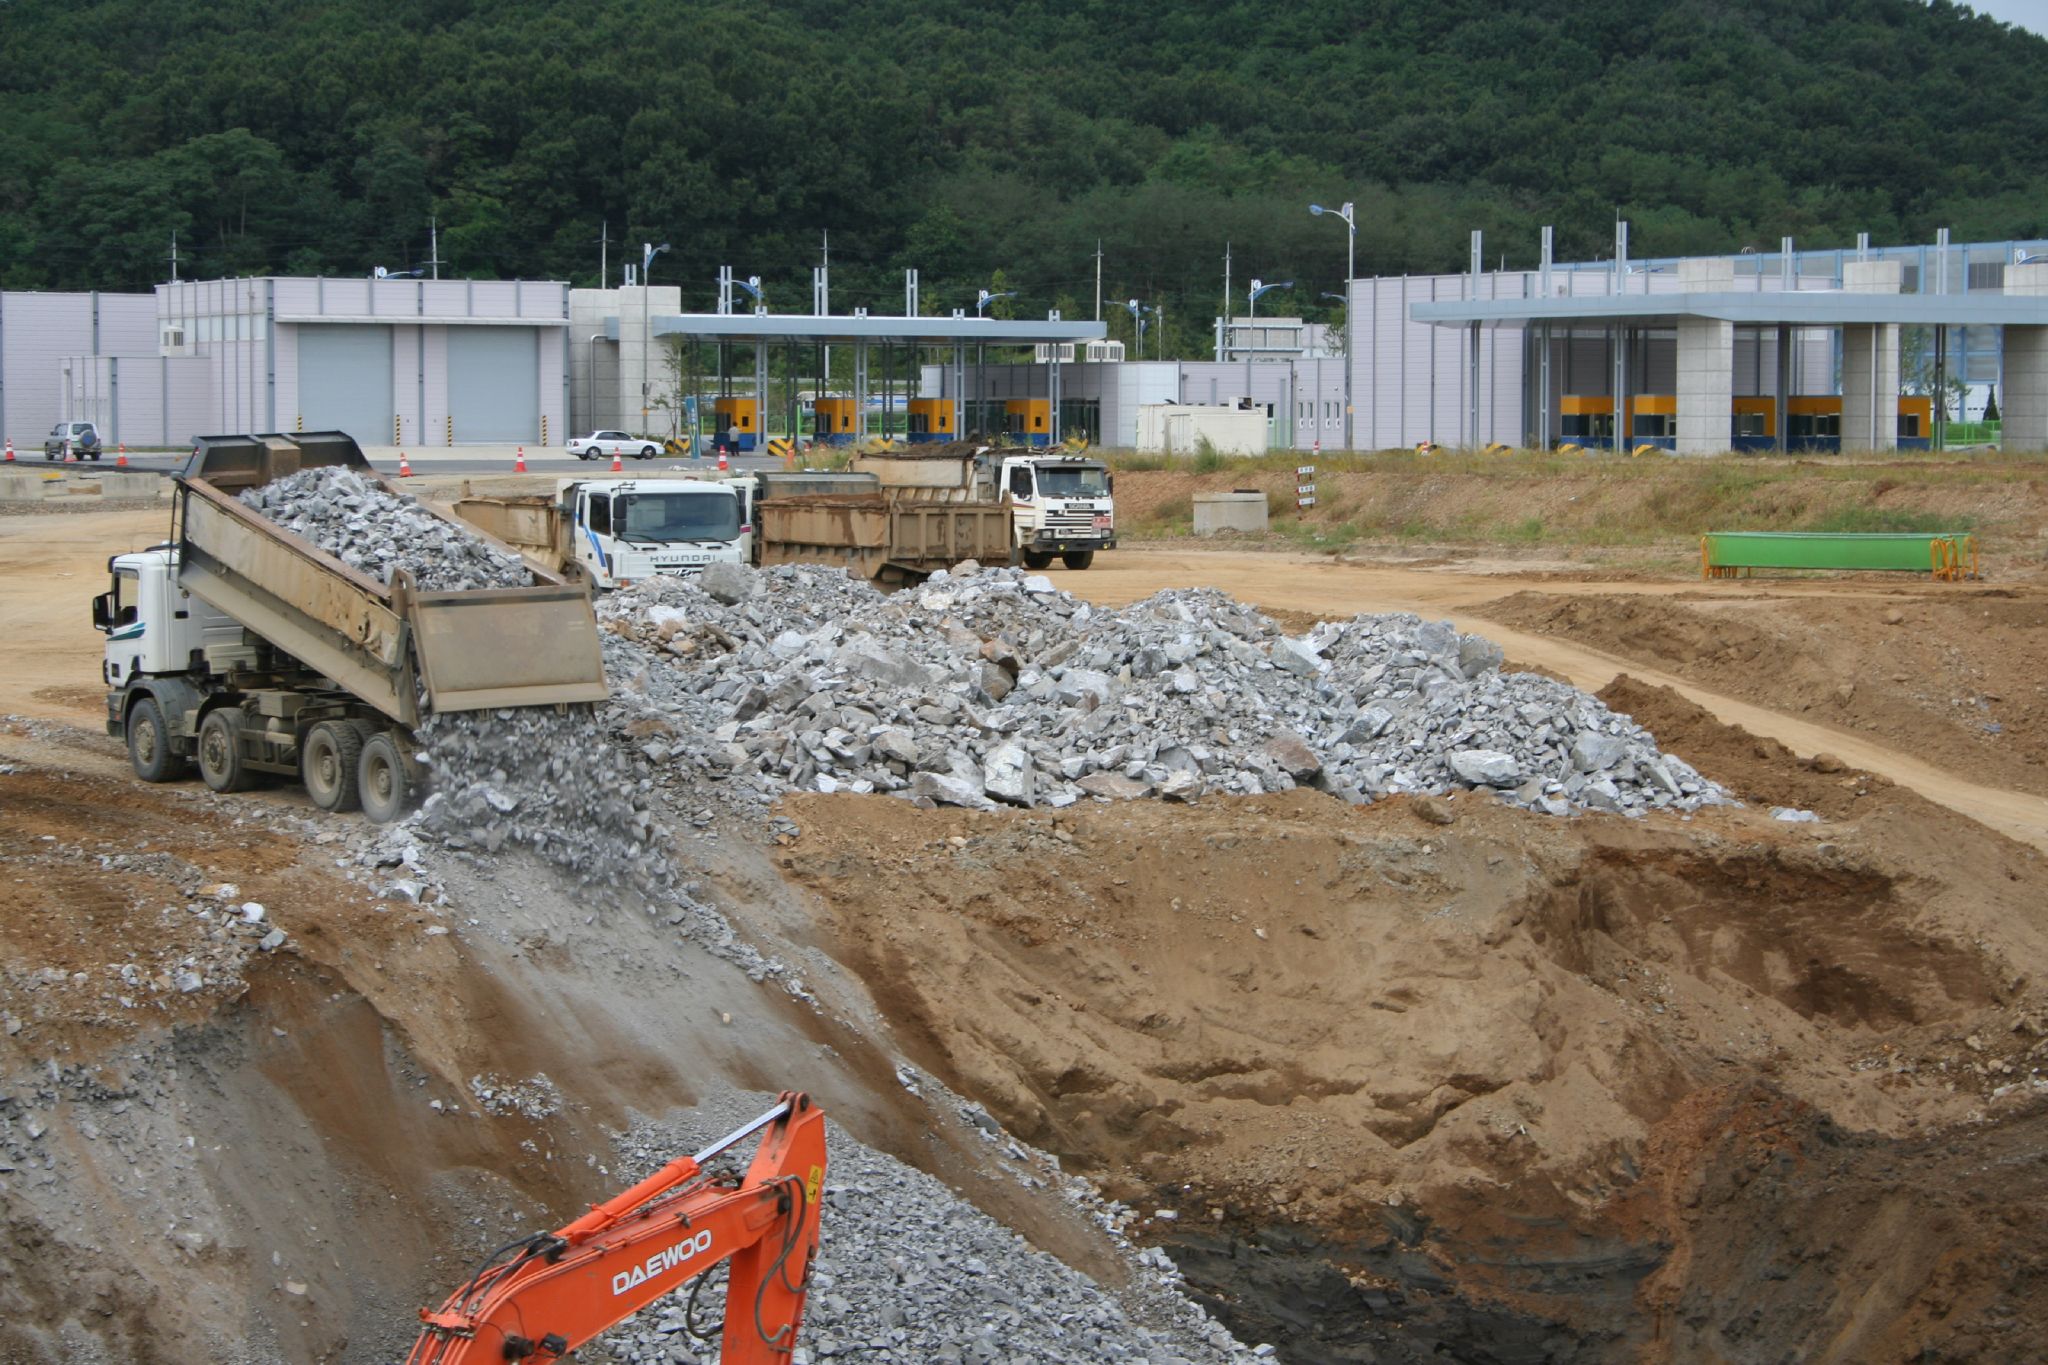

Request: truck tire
left=126, top=695, right=188, bottom=783
left=357, top=731, right=414, bottom=824
left=1022, top=551, right=1054, bottom=570
left=197, top=708, right=258, bottom=792
left=302, top=720, right=363, bottom=813
left=1060, top=550, right=1095, bottom=570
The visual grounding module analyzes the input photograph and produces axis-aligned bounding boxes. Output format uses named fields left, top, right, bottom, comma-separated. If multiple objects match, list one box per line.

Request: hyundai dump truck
left=852, top=448, right=1115, bottom=569
left=452, top=478, right=747, bottom=589
left=93, top=432, right=608, bottom=821
left=454, top=470, right=1013, bottom=586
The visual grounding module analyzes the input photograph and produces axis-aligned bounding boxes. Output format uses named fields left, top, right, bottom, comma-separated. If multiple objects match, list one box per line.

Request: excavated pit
left=774, top=742, right=2048, bottom=1362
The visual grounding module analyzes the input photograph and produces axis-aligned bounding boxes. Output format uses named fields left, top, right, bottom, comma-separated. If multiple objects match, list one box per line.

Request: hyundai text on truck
left=93, top=432, right=608, bottom=821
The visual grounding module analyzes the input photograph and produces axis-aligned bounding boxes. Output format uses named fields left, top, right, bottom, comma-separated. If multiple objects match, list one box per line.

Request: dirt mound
left=1596, top=674, right=1886, bottom=819
left=775, top=780, right=2048, bottom=1359
left=1485, top=588, right=2048, bottom=798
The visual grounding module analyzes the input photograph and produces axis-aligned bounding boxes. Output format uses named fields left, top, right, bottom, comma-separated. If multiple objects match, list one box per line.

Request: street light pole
left=1310, top=202, right=1356, bottom=450
left=641, top=241, right=670, bottom=433
left=1244, top=279, right=1292, bottom=411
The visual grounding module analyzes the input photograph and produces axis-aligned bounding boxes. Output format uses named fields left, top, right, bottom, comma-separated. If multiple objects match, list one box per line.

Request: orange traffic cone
left=717, top=447, right=730, bottom=472
left=398, top=451, right=413, bottom=478
left=3, top=439, right=13, bottom=463
left=65, top=441, right=76, bottom=463
left=117, top=444, right=128, bottom=467
left=611, top=449, right=623, bottom=473
left=514, top=445, right=526, bottom=473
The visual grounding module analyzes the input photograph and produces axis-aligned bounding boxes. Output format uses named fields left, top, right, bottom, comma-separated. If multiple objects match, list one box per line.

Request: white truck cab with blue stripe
left=555, top=479, right=747, bottom=589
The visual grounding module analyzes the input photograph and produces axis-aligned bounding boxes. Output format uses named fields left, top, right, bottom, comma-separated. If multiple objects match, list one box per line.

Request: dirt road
left=1069, top=548, right=2048, bottom=852
left=10, top=510, right=2045, bottom=850
left=0, top=507, right=167, bottom=723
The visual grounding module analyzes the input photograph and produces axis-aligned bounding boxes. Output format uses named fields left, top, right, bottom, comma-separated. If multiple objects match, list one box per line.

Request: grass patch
left=1801, top=506, right=1977, bottom=534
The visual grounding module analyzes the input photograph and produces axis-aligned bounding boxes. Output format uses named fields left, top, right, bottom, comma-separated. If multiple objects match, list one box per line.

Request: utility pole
left=1094, top=240, right=1103, bottom=322
left=1221, top=243, right=1232, bottom=362
left=428, top=214, right=443, bottom=281
left=169, top=229, right=178, bottom=284
left=598, top=220, right=608, bottom=288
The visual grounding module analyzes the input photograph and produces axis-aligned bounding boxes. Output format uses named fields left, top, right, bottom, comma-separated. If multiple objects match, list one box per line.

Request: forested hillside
left=5, top=0, right=2047, bottom=354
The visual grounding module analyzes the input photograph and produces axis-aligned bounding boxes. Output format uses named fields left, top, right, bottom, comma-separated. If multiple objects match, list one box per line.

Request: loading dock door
left=448, top=328, right=539, bottom=442
left=298, top=325, right=394, bottom=440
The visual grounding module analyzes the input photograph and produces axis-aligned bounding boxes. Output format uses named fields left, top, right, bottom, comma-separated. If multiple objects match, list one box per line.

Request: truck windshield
left=1034, top=465, right=1109, bottom=497
left=613, top=492, right=741, bottom=543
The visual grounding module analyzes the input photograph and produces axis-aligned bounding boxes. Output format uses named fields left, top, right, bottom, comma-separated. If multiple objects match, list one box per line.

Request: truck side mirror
left=1106, top=473, right=1115, bottom=493
left=91, top=591, right=113, bottom=632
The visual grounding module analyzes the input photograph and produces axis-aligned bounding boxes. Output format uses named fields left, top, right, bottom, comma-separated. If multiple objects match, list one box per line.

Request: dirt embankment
left=773, top=707, right=2048, bottom=1361
left=0, top=750, right=1116, bottom=1363
left=1109, top=455, right=2048, bottom=568
left=1482, top=587, right=2048, bottom=798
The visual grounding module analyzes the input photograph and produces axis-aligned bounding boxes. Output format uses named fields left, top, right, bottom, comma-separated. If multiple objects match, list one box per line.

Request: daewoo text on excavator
left=407, top=1093, right=826, bottom=1362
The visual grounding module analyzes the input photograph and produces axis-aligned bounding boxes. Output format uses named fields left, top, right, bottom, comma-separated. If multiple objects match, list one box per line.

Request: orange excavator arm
left=408, top=1092, right=827, bottom=1364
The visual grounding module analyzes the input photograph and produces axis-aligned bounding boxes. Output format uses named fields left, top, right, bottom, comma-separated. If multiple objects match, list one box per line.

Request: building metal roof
left=603, top=312, right=1108, bottom=347
left=1412, top=291, right=2048, bottom=328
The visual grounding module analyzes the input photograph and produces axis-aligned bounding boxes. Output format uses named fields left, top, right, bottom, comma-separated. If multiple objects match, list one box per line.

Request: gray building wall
left=2, top=291, right=159, bottom=449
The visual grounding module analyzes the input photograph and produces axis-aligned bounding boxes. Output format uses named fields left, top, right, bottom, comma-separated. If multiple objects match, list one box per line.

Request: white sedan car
left=567, top=430, right=660, bottom=461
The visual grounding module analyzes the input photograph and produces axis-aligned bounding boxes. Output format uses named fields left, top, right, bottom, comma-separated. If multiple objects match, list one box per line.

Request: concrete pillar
left=1841, top=260, right=1901, bottom=451
left=2001, top=263, right=2048, bottom=452
left=1676, top=259, right=1734, bottom=454
left=615, top=285, right=682, bottom=436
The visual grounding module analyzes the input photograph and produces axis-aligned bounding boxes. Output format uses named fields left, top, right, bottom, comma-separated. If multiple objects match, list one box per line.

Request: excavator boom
left=408, top=1093, right=827, bottom=1363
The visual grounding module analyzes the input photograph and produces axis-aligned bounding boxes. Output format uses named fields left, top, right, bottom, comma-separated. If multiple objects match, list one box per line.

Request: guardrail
left=1701, top=531, right=1979, bottom=581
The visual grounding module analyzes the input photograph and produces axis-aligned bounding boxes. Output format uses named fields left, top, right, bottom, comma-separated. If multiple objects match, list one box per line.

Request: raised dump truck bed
left=176, top=433, right=606, bottom=725
left=95, top=432, right=609, bottom=821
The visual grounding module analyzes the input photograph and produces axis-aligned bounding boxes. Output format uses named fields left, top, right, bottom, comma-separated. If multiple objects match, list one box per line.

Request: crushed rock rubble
left=596, top=561, right=1727, bottom=818
left=237, top=466, right=531, bottom=592
left=590, top=1091, right=1260, bottom=1365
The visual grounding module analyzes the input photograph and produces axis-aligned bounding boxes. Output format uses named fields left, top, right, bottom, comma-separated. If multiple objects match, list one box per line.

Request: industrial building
left=6, top=231, right=2048, bottom=455
left=2, top=277, right=570, bottom=451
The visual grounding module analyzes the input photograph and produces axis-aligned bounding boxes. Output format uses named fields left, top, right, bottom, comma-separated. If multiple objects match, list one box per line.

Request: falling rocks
left=1078, top=771, right=1151, bottom=800
left=1450, top=749, right=1522, bottom=787
left=697, top=560, right=756, bottom=606
left=1570, top=732, right=1630, bottom=773
left=1457, top=635, right=1506, bottom=678
left=911, top=757, right=990, bottom=809
left=983, top=743, right=1035, bottom=806
left=1259, top=730, right=1322, bottom=782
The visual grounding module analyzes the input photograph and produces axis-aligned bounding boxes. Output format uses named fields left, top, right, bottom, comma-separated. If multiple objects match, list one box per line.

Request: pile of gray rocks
left=590, top=1094, right=1259, bottom=1365
left=597, top=561, right=1725, bottom=818
left=238, top=466, right=531, bottom=592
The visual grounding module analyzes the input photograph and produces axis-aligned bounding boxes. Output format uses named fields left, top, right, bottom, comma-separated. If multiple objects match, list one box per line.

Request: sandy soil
left=776, top=723, right=2048, bottom=1359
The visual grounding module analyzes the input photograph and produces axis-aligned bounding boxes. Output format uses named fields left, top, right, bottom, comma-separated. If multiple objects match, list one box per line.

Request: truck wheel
left=126, top=696, right=188, bottom=783
left=301, top=721, right=363, bottom=813
left=357, top=732, right=414, bottom=824
left=1022, top=551, right=1054, bottom=570
left=1060, top=551, right=1095, bottom=570
left=197, top=708, right=258, bottom=792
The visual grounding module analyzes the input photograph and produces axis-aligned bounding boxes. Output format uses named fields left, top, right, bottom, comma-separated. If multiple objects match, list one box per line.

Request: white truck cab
left=555, top=478, right=746, bottom=589
left=94, top=549, right=253, bottom=689
left=995, top=455, right=1115, bottom=569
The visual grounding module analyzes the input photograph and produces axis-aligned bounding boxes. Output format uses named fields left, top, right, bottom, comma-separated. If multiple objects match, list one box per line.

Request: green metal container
left=1702, top=531, right=1977, bottom=579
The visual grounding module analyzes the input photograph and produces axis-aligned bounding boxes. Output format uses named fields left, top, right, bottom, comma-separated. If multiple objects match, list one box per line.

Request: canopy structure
left=598, top=308, right=1108, bottom=445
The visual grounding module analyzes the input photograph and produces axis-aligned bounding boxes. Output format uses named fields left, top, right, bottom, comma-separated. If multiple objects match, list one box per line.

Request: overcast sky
left=1960, top=0, right=2048, bottom=35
